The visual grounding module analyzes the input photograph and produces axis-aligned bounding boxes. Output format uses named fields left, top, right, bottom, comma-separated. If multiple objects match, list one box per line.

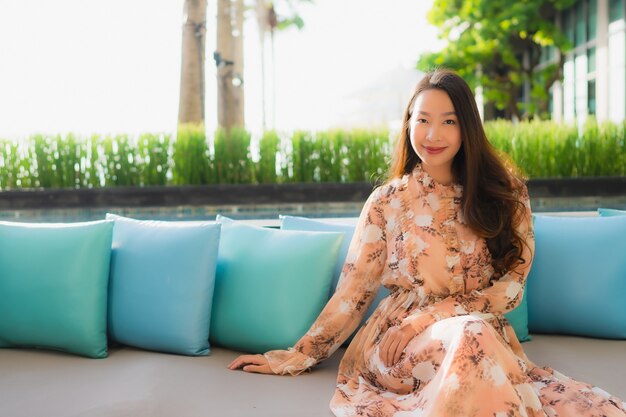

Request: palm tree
left=254, top=1, right=309, bottom=131
left=216, top=0, right=245, bottom=130
left=255, top=1, right=278, bottom=131
left=178, top=0, right=208, bottom=125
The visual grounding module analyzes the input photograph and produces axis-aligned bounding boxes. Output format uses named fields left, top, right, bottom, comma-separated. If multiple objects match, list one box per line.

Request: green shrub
left=102, top=135, right=140, bottom=186
left=172, top=124, right=209, bottom=185
left=85, top=135, right=103, bottom=188
left=214, top=127, right=254, bottom=184
left=290, top=130, right=316, bottom=183
left=0, top=139, right=34, bottom=189
left=316, top=130, right=345, bottom=182
left=33, top=134, right=56, bottom=188
left=579, top=120, right=626, bottom=176
left=57, top=133, right=87, bottom=188
left=485, top=120, right=626, bottom=178
left=345, top=129, right=390, bottom=183
left=257, top=130, right=280, bottom=184
left=138, top=133, right=171, bottom=186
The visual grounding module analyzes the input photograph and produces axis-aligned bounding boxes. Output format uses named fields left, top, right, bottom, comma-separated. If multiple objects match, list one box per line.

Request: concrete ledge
left=0, top=177, right=623, bottom=222
left=0, top=177, right=624, bottom=210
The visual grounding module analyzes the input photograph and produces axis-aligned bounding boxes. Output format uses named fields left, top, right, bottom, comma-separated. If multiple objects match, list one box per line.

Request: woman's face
left=409, top=88, right=462, bottom=181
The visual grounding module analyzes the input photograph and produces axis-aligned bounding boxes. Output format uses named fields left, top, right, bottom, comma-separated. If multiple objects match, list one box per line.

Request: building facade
left=547, top=0, right=626, bottom=123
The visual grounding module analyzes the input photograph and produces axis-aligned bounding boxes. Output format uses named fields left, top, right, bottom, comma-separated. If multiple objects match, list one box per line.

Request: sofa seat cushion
left=0, top=346, right=342, bottom=417
left=1, top=336, right=625, bottom=417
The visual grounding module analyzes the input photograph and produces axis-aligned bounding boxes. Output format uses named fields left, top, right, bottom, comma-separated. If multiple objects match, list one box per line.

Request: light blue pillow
left=527, top=214, right=626, bottom=338
left=280, top=215, right=530, bottom=342
left=215, top=215, right=235, bottom=223
left=598, top=208, right=626, bottom=216
left=210, top=215, right=343, bottom=353
left=106, top=214, right=221, bottom=356
left=0, top=220, right=113, bottom=358
left=280, top=215, right=357, bottom=297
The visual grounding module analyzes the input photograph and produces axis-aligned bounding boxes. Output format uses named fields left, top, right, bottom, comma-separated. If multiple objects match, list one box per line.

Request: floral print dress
left=263, top=164, right=626, bottom=417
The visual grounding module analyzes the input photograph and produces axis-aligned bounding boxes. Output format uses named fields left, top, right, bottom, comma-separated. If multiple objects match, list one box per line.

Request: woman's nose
left=426, top=126, right=438, bottom=141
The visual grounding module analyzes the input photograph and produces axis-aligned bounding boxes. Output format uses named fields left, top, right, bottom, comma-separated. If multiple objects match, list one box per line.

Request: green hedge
left=0, top=120, right=624, bottom=189
left=485, top=119, right=626, bottom=178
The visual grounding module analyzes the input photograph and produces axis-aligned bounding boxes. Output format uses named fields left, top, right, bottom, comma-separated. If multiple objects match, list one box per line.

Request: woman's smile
left=423, top=145, right=447, bottom=154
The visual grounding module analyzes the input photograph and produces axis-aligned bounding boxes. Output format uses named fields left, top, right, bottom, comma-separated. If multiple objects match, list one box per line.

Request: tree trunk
left=256, top=0, right=268, bottom=131
left=217, top=0, right=245, bottom=130
left=507, top=87, right=522, bottom=122
left=178, top=0, right=208, bottom=125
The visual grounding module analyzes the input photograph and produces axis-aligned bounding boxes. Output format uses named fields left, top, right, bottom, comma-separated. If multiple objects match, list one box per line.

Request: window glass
left=588, top=47, right=596, bottom=72
left=588, top=80, right=596, bottom=115
left=588, top=0, right=597, bottom=41
left=549, top=89, right=554, bottom=116
left=610, top=0, right=624, bottom=23
left=564, top=9, right=575, bottom=45
left=576, top=1, right=586, bottom=46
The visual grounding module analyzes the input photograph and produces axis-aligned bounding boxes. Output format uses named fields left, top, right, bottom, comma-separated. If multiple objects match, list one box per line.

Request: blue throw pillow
left=0, top=220, right=113, bottom=358
left=211, top=215, right=343, bottom=353
left=106, top=214, right=221, bottom=356
left=527, top=214, right=626, bottom=338
left=598, top=208, right=626, bottom=216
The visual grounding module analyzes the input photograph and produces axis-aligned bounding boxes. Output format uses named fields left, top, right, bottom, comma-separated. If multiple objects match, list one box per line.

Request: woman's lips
left=424, top=146, right=446, bottom=154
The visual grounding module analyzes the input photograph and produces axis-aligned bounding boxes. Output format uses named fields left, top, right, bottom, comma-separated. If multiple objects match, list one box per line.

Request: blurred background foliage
left=419, top=0, right=577, bottom=121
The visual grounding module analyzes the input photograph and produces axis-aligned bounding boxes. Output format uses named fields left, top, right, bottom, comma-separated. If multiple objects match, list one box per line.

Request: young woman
left=229, top=69, right=626, bottom=417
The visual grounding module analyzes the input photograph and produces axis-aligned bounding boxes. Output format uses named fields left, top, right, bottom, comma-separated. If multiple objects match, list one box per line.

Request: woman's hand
left=228, top=354, right=274, bottom=374
left=378, top=323, right=417, bottom=367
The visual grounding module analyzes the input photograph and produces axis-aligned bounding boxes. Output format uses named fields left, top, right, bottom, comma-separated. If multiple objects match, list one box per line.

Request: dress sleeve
left=401, top=184, right=535, bottom=334
left=263, top=187, right=388, bottom=375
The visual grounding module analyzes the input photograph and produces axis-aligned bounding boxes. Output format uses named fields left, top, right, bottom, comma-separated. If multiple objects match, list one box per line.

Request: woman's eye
left=444, top=119, right=456, bottom=125
left=416, top=118, right=428, bottom=124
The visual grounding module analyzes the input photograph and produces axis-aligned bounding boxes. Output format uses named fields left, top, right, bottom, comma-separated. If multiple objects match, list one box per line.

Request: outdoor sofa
left=1, top=210, right=626, bottom=417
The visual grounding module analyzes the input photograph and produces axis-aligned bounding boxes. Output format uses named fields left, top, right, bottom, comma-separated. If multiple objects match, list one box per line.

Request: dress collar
left=411, top=163, right=463, bottom=198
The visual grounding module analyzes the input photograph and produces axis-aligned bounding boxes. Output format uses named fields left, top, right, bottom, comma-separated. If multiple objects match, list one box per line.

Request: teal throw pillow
left=210, top=215, right=343, bottom=353
left=503, top=290, right=530, bottom=342
left=0, top=220, right=113, bottom=358
left=280, top=215, right=358, bottom=297
left=106, top=214, right=221, bottom=356
left=527, top=214, right=626, bottom=338
left=598, top=208, right=626, bottom=216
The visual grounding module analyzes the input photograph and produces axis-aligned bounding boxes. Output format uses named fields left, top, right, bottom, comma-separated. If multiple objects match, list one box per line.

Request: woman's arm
left=229, top=187, right=389, bottom=375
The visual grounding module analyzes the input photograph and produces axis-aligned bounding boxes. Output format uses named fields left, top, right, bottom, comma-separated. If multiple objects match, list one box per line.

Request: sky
left=0, top=0, right=442, bottom=138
